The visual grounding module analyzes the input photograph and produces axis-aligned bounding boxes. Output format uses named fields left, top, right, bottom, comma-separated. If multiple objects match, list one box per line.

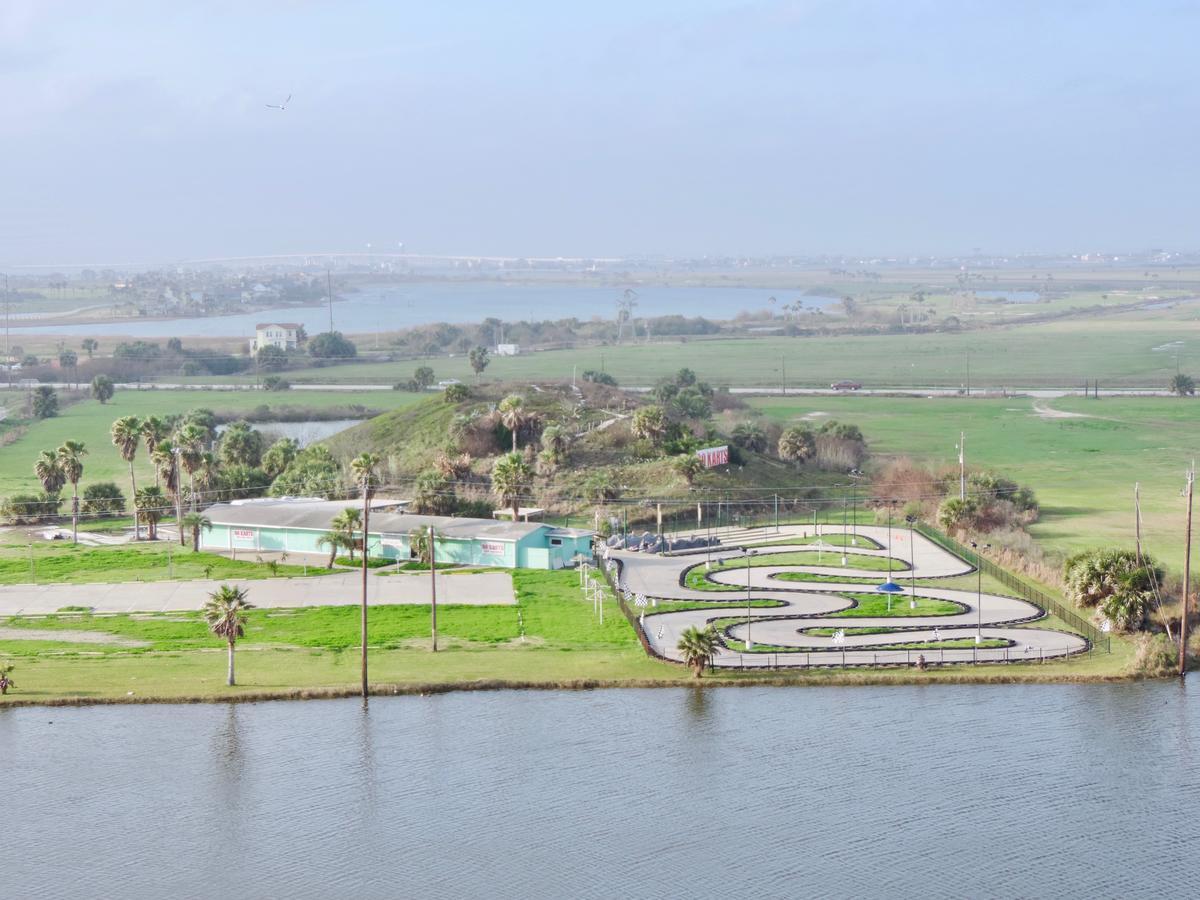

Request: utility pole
left=965, top=354, right=971, bottom=396
left=1181, top=466, right=1194, bottom=677
left=1134, top=482, right=1142, bottom=564
left=959, top=432, right=966, bottom=502
left=781, top=357, right=786, bottom=395
left=429, top=525, right=438, bottom=652
left=361, top=470, right=371, bottom=697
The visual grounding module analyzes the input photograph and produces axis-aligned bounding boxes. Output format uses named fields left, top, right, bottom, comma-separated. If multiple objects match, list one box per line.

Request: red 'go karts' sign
left=696, top=445, right=729, bottom=468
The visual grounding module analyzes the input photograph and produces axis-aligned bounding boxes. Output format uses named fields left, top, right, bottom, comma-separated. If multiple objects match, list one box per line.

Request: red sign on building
left=696, top=445, right=729, bottom=468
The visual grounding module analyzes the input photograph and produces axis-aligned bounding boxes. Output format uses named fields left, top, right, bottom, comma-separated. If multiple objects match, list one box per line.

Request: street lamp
left=969, top=540, right=991, bottom=643
left=744, top=547, right=757, bottom=650
left=876, top=505, right=903, bottom=610
left=905, top=514, right=918, bottom=609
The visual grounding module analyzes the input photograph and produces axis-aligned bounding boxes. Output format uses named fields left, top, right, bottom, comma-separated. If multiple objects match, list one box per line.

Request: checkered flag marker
left=634, top=593, right=648, bottom=609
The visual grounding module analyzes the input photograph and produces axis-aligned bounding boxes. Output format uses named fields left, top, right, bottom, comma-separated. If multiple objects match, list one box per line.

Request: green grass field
left=170, top=303, right=1200, bottom=390
left=749, top=394, right=1199, bottom=570
left=0, top=388, right=424, bottom=498
left=0, top=566, right=1137, bottom=703
left=0, top=542, right=319, bottom=585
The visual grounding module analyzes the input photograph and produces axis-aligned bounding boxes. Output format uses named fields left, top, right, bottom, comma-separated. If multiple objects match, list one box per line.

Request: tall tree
left=135, top=485, right=169, bottom=541
left=498, top=394, right=527, bottom=451
left=90, top=375, right=115, bottom=404
left=140, top=416, right=170, bottom=486
left=350, top=452, right=381, bottom=699
left=151, top=440, right=182, bottom=543
left=491, top=452, right=533, bottom=522
left=34, top=450, right=65, bottom=497
left=81, top=338, right=98, bottom=358
left=180, top=513, right=212, bottom=552
left=110, top=415, right=142, bottom=539
left=56, top=441, right=87, bottom=544
left=468, top=345, right=490, bottom=381
left=175, top=423, right=207, bottom=512
left=203, top=585, right=254, bottom=686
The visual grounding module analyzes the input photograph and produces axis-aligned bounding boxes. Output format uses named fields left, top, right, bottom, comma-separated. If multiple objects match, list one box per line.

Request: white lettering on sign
left=232, top=529, right=254, bottom=540
left=480, top=541, right=504, bottom=556
left=696, top=445, right=729, bottom=468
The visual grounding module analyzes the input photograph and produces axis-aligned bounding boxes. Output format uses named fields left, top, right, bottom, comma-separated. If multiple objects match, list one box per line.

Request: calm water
left=3, top=682, right=1198, bottom=899
left=11, top=283, right=839, bottom=338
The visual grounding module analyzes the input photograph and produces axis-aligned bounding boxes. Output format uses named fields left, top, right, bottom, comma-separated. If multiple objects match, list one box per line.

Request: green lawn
left=0, top=542, right=320, bottom=585
left=0, top=388, right=424, bottom=498
left=176, top=303, right=1200, bottom=390
left=751, top=394, right=1199, bottom=570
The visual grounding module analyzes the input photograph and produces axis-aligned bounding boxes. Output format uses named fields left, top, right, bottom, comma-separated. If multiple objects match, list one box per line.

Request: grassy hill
left=323, top=382, right=859, bottom=526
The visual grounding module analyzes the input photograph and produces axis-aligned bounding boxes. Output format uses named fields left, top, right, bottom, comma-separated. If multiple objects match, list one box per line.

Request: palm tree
left=111, top=415, right=142, bottom=539
left=350, top=452, right=381, bottom=699
left=203, top=585, right=254, bottom=686
left=330, top=508, right=362, bottom=561
left=135, top=486, right=169, bottom=540
left=498, top=394, right=527, bottom=451
left=540, top=424, right=569, bottom=465
left=778, top=426, right=816, bottom=469
left=141, top=416, right=170, bottom=486
left=677, top=624, right=719, bottom=678
left=34, top=449, right=65, bottom=497
left=317, top=531, right=351, bottom=568
left=631, top=405, right=668, bottom=445
left=56, top=440, right=86, bottom=543
left=151, top=440, right=183, bottom=543
left=175, top=423, right=207, bottom=512
left=194, top=451, right=219, bottom=500
left=181, top=513, right=212, bottom=552
left=491, top=452, right=533, bottom=522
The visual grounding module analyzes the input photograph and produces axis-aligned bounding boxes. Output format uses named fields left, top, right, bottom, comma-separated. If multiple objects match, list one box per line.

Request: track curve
left=610, top=525, right=1088, bottom=668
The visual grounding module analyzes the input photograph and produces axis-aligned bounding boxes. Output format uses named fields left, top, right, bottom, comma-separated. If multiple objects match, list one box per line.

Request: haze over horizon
left=3, top=0, right=1198, bottom=266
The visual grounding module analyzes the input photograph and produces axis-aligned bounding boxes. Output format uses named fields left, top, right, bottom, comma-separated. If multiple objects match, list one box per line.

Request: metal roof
left=203, top=500, right=580, bottom=541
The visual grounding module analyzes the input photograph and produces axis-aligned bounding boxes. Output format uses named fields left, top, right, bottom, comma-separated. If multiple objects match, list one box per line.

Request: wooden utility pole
left=1181, top=467, right=1194, bottom=677
left=361, top=474, right=371, bottom=698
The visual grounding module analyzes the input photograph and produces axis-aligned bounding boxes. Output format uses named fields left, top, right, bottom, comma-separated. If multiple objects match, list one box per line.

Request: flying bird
left=265, top=94, right=292, bottom=110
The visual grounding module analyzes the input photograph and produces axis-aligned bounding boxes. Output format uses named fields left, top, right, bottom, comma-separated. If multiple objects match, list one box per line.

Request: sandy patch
left=0, top=627, right=148, bottom=647
left=800, top=411, right=830, bottom=420
left=1032, top=403, right=1093, bottom=420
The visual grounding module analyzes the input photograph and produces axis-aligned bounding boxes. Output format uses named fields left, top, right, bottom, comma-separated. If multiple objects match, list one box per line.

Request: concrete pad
left=0, top=571, right=515, bottom=615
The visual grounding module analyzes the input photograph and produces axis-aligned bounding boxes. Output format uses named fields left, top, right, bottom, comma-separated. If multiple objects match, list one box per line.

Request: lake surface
left=4, top=681, right=1198, bottom=899
left=10, top=283, right=839, bottom=338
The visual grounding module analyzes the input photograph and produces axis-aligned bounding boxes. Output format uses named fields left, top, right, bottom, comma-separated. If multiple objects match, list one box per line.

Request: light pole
left=969, top=540, right=991, bottom=644
left=744, top=547, right=757, bottom=650
left=905, top=514, right=917, bottom=609
left=428, top=525, right=438, bottom=652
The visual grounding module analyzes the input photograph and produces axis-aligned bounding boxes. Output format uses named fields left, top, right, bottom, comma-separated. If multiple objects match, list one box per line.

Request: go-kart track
left=610, top=525, right=1088, bottom=668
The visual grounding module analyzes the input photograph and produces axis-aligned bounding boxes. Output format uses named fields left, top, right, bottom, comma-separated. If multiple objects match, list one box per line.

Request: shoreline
left=0, top=669, right=1149, bottom=709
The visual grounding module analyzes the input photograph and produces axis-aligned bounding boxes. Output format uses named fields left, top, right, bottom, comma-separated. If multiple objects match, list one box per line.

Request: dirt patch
left=1031, top=403, right=1092, bottom=420
left=800, top=411, right=830, bottom=420
left=0, top=627, right=149, bottom=647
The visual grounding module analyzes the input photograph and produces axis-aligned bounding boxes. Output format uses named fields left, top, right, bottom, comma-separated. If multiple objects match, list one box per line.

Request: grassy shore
left=0, top=567, right=1139, bottom=705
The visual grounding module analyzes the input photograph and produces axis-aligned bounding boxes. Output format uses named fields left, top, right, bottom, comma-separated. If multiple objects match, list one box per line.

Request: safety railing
left=915, top=522, right=1109, bottom=652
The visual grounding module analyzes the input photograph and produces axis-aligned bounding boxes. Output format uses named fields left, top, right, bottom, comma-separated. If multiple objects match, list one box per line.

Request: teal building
left=200, top=500, right=594, bottom=570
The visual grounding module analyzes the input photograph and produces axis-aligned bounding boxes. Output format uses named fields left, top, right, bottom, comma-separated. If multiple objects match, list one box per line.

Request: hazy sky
left=2, top=1, right=1198, bottom=265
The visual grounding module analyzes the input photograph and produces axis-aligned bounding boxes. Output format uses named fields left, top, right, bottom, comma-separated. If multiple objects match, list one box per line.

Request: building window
left=549, top=538, right=563, bottom=546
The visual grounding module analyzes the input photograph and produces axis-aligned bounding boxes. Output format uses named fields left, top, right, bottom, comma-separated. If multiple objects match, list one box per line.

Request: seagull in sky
left=265, top=94, right=292, bottom=110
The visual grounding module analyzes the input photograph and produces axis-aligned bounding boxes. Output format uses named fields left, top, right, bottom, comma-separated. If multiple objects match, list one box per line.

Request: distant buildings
left=496, top=343, right=520, bottom=356
left=252, top=323, right=303, bottom=352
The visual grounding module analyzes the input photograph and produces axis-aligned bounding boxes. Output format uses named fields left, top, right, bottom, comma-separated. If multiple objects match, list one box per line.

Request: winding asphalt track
left=612, top=525, right=1087, bottom=668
